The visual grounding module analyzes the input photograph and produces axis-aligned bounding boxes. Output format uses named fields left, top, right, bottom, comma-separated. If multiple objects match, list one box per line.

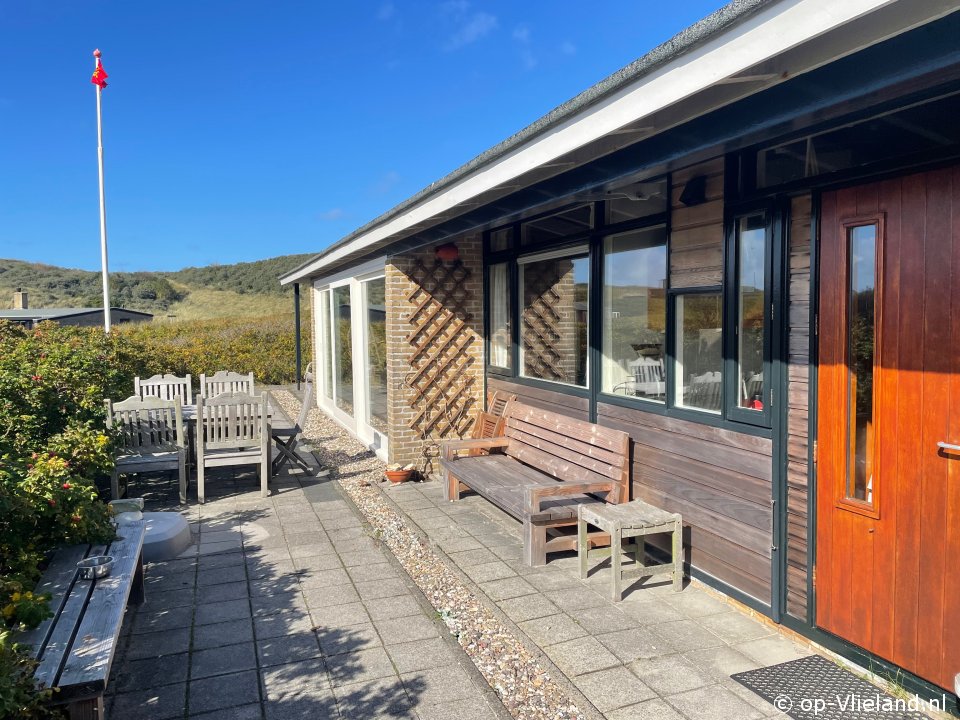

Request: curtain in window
left=489, top=263, right=510, bottom=368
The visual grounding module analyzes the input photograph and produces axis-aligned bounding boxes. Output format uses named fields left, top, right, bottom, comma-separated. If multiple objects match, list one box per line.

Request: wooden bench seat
left=441, top=401, right=631, bottom=565
left=22, top=520, right=146, bottom=719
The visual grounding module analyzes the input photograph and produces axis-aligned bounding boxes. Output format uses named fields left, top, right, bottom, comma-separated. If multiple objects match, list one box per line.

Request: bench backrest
left=106, top=395, right=185, bottom=451
left=501, top=400, right=631, bottom=504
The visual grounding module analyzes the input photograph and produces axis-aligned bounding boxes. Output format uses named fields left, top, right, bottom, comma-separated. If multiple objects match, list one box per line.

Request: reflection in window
left=605, top=179, right=668, bottom=225
left=601, top=227, right=667, bottom=401
left=675, top=293, right=723, bottom=413
left=364, top=278, right=388, bottom=434
left=520, top=254, right=589, bottom=386
left=319, top=290, right=333, bottom=401
left=489, top=227, right=512, bottom=252
left=521, top=205, right=592, bottom=246
left=737, top=215, right=766, bottom=410
left=488, top=263, right=511, bottom=369
left=846, top=224, right=877, bottom=504
left=332, top=285, right=354, bottom=416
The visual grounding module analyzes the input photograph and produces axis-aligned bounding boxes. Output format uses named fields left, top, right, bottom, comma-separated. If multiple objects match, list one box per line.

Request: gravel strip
left=272, top=388, right=585, bottom=720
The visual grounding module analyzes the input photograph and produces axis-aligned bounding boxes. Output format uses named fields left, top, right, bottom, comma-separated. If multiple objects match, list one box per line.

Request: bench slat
left=506, top=415, right=624, bottom=469
left=56, top=522, right=145, bottom=698
left=505, top=422, right=622, bottom=479
left=507, top=403, right=627, bottom=453
left=21, top=545, right=91, bottom=661
left=507, top=442, right=614, bottom=489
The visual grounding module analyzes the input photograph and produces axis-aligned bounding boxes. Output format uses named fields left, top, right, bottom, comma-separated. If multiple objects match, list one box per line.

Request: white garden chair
left=195, top=391, right=270, bottom=503
left=134, top=373, right=193, bottom=406
left=200, top=371, right=255, bottom=399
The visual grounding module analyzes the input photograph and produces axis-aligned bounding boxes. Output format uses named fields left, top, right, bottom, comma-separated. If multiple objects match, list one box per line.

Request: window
left=735, top=214, right=767, bottom=412
left=488, top=263, right=511, bottom=369
left=845, top=222, right=878, bottom=507
left=519, top=250, right=589, bottom=386
left=319, top=289, right=333, bottom=401
left=489, top=227, right=513, bottom=253
left=364, top=278, right=387, bottom=434
left=601, top=226, right=667, bottom=400
left=332, top=285, right=354, bottom=416
left=605, top=178, right=668, bottom=225
left=521, top=205, right=592, bottom=246
left=675, top=292, right=723, bottom=413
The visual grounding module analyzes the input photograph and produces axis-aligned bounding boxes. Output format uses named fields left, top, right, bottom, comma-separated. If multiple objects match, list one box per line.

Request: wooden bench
left=22, top=520, right=146, bottom=719
left=441, top=401, right=631, bottom=566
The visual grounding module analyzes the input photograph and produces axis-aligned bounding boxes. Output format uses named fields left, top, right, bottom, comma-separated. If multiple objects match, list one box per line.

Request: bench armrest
left=441, top=437, right=509, bottom=461
left=524, top=481, right=614, bottom=514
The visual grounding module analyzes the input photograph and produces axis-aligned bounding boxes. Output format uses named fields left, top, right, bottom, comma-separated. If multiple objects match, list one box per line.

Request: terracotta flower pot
left=385, top=469, right=413, bottom=484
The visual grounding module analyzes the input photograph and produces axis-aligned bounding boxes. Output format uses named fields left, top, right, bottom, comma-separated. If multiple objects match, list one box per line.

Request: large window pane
left=488, top=263, right=511, bottom=369
left=364, top=278, right=387, bottom=434
left=737, top=215, right=766, bottom=410
left=520, top=254, right=589, bottom=386
left=521, top=205, right=592, bottom=246
left=319, top=289, right=333, bottom=401
left=675, top=293, right=723, bottom=413
left=601, top=226, right=667, bottom=401
left=332, top=285, right=354, bottom=416
left=846, top=224, right=877, bottom=505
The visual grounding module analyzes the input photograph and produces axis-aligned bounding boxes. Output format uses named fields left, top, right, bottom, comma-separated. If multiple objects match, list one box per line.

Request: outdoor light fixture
left=678, top=175, right=708, bottom=206
left=436, top=243, right=459, bottom=262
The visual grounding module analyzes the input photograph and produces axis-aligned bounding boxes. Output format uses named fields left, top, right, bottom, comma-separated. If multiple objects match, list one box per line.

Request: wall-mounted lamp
left=678, top=175, right=708, bottom=206
left=435, top=243, right=459, bottom=262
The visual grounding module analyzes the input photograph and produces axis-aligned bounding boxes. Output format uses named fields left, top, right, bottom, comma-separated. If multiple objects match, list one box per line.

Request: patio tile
left=628, top=653, right=714, bottom=695
left=523, top=570, right=581, bottom=592
left=189, top=670, right=262, bottom=714
left=384, top=637, right=458, bottom=674
left=649, top=619, right=727, bottom=653
left=197, top=564, right=247, bottom=587
left=254, top=610, right=317, bottom=640
left=132, top=605, right=194, bottom=635
left=196, top=580, right=249, bottom=604
left=665, top=684, right=766, bottom=720
left=292, top=553, right=343, bottom=572
left=347, top=562, right=400, bottom=584
left=573, top=666, right=656, bottom=712
left=479, top=576, right=537, bottom=601
left=399, top=665, right=478, bottom=705
left=544, top=586, right=608, bottom=611
left=373, top=615, right=440, bottom=645
left=198, top=551, right=245, bottom=570
left=436, top=536, right=484, bottom=553
left=363, top=593, right=423, bottom=621
left=302, top=582, right=361, bottom=609
left=499, top=594, right=560, bottom=623
left=355, top=578, right=409, bottom=600
left=193, top=617, right=255, bottom=650
left=114, top=653, right=188, bottom=693
left=698, top=610, right=776, bottom=644
left=663, top=590, right=734, bottom=618
left=111, top=682, right=186, bottom=720
left=326, top=646, right=397, bottom=686
left=195, top=597, right=251, bottom=625
left=734, top=635, right=808, bottom=666
left=189, top=703, right=263, bottom=720
left=251, top=591, right=309, bottom=617
left=296, top=567, right=352, bottom=588
left=339, top=548, right=391, bottom=567
left=333, top=676, right=414, bottom=718
left=125, top=626, right=191, bottom=660
left=414, top=697, right=499, bottom=720
left=447, top=547, right=500, bottom=567
left=570, top=604, right=640, bottom=635
left=543, top=636, right=620, bottom=676
left=147, top=586, right=196, bottom=610
left=246, top=557, right=297, bottom=580
left=288, top=542, right=333, bottom=559
left=318, top=622, right=382, bottom=656
left=518, top=613, right=588, bottom=646
left=619, top=598, right=686, bottom=626
left=310, top=601, right=371, bottom=629
left=681, top=646, right=760, bottom=680
left=191, top=641, right=257, bottom=679
left=260, top=657, right=330, bottom=701
left=608, top=698, right=686, bottom=720
left=257, top=632, right=323, bottom=667
left=595, top=627, right=666, bottom=663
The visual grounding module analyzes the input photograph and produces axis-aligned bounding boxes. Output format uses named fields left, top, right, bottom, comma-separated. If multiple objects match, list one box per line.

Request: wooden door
left=817, top=167, right=960, bottom=691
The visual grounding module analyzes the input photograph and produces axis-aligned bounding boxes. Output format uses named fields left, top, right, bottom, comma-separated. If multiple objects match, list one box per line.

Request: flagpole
left=94, top=49, right=111, bottom=333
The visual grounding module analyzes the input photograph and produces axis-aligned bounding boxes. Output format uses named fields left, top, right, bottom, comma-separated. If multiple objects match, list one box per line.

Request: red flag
left=91, top=59, right=108, bottom=89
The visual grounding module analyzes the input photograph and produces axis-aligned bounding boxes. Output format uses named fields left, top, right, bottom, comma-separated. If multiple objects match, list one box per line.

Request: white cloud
left=512, top=25, right=530, bottom=43
left=560, top=40, right=576, bottom=55
left=440, top=0, right=471, bottom=18
left=441, top=2, right=497, bottom=51
left=318, top=208, right=344, bottom=221
left=376, top=2, right=396, bottom=21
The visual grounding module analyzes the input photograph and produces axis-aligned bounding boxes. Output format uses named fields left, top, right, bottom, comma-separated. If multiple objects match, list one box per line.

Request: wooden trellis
left=404, top=258, right=477, bottom=444
left=521, top=260, right=569, bottom=382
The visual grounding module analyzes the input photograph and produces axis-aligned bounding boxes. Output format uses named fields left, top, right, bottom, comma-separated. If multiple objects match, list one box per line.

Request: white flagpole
left=94, top=49, right=111, bottom=333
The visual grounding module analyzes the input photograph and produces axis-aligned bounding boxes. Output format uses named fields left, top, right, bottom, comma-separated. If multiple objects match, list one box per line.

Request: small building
left=282, top=0, right=960, bottom=703
left=0, top=291, right=152, bottom=328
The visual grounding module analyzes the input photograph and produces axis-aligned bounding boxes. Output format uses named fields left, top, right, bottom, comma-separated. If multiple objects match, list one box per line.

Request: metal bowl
left=77, top=555, right=114, bottom=580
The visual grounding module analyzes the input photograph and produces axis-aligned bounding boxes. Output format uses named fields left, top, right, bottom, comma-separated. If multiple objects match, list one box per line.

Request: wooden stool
left=578, top=501, right=683, bottom=601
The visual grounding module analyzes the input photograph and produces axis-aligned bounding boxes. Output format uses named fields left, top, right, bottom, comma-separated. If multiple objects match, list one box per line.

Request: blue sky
left=0, top=1, right=725, bottom=272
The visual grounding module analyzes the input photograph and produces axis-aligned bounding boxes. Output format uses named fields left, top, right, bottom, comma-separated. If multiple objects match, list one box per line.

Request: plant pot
left=385, top=469, right=413, bottom=484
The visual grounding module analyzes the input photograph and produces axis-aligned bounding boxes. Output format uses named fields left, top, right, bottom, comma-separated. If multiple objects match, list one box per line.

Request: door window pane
left=520, top=254, right=589, bottom=386
left=319, top=290, right=333, bottom=401
left=332, top=285, right=354, bottom=416
left=488, top=263, right=511, bottom=369
left=737, top=214, right=767, bottom=410
left=675, top=293, right=723, bottom=413
left=601, top=226, right=667, bottom=401
left=521, top=205, right=592, bottom=246
left=846, top=224, right=877, bottom=504
left=364, top=278, right=387, bottom=434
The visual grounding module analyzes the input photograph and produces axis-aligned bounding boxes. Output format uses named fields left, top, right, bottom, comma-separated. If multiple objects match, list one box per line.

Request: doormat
left=731, top=655, right=943, bottom=719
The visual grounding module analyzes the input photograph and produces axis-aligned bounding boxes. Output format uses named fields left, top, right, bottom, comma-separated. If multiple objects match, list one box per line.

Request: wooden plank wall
left=487, top=377, right=590, bottom=422
left=597, top=403, right=773, bottom=602
left=670, top=158, right=725, bottom=288
left=786, top=194, right=812, bottom=619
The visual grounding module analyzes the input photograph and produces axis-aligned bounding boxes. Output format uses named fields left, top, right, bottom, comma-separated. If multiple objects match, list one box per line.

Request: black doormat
left=731, top=655, right=945, bottom=719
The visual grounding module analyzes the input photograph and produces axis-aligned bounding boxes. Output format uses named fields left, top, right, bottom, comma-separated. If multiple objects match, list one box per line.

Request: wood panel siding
left=670, top=157, right=724, bottom=288
left=597, top=401, right=773, bottom=603
left=487, top=377, right=590, bottom=421
left=786, top=194, right=812, bottom=620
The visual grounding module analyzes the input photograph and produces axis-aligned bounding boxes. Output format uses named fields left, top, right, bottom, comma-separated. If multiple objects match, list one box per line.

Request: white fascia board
left=285, top=0, right=895, bottom=285
left=310, top=256, right=387, bottom=290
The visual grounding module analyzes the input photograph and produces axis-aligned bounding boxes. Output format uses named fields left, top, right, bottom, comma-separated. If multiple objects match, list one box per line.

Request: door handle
left=937, top=441, right=960, bottom=453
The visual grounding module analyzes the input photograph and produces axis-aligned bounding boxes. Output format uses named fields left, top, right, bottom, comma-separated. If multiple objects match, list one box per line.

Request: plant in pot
left=384, top=464, right=415, bottom=484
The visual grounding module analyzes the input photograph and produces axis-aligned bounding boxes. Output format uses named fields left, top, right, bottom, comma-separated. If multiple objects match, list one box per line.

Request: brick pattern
left=385, top=235, right=485, bottom=469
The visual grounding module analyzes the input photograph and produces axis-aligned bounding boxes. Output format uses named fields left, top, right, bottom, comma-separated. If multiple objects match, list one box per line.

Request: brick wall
left=385, top=234, right=485, bottom=469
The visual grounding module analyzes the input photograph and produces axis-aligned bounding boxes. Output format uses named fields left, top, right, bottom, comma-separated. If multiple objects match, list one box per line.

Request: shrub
left=0, top=631, right=55, bottom=719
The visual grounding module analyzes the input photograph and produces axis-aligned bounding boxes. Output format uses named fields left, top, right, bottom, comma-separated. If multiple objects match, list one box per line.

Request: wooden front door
left=816, top=167, right=960, bottom=691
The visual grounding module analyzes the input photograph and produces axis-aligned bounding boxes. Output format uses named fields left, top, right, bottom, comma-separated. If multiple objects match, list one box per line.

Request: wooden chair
left=134, top=373, right=193, bottom=405
left=196, top=391, right=270, bottom=503
left=106, top=396, right=188, bottom=504
left=487, top=390, right=517, bottom=417
left=200, top=371, right=256, bottom=399
left=272, top=363, right=314, bottom=474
